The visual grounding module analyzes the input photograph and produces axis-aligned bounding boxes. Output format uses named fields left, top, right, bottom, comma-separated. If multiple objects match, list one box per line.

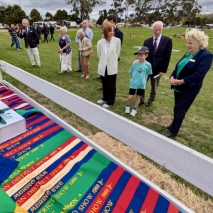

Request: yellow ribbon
left=14, top=205, right=28, bottom=213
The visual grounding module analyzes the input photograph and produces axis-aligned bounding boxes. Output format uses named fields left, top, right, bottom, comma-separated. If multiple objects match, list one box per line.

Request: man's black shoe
left=75, top=70, right=82, bottom=72
left=162, top=130, right=177, bottom=138
left=138, top=101, right=144, bottom=106
left=145, top=101, right=152, bottom=107
left=164, top=124, right=172, bottom=129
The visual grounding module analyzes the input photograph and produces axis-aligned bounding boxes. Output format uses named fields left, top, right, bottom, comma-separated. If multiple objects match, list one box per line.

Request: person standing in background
left=77, top=30, right=93, bottom=79
left=42, top=23, right=49, bottom=43
left=75, top=20, right=93, bottom=72
left=8, top=24, right=21, bottom=50
left=139, top=21, right=172, bottom=107
left=107, top=14, right=123, bottom=61
left=15, top=24, right=22, bottom=49
left=58, top=27, right=72, bottom=74
left=36, top=24, right=42, bottom=41
left=20, top=18, right=41, bottom=68
left=49, top=23, right=55, bottom=41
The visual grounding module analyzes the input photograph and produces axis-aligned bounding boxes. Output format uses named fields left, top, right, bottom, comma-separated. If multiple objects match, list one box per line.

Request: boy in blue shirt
left=125, top=46, right=152, bottom=116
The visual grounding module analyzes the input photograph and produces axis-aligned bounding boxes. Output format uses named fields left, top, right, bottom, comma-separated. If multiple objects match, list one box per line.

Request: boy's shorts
left=129, top=88, right=144, bottom=96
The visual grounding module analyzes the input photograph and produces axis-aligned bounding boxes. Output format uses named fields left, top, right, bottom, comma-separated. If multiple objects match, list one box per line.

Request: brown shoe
left=38, top=65, right=41, bottom=68
left=30, top=65, right=35, bottom=68
left=96, top=87, right=103, bottom=90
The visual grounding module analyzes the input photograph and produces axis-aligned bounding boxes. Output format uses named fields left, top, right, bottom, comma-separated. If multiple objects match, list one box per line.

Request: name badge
left=190, top=59, right=195, bottom=62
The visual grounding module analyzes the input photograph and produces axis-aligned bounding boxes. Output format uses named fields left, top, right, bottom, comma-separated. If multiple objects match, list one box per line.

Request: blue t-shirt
left=129, top=61, right=152, bottom=89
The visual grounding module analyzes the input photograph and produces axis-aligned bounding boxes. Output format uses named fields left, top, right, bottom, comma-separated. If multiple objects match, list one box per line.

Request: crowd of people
left=7, top=15, right=213, bottom=137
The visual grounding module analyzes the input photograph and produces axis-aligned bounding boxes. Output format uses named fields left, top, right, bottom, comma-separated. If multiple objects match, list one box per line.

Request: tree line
left=0, top=0, right=212, bottom=27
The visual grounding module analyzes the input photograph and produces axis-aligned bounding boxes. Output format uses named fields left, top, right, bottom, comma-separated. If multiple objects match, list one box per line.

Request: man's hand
left=159, top=72, right=164, bottom=76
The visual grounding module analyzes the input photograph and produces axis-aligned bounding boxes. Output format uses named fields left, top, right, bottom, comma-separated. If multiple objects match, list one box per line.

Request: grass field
left=1, top=27, right=213, bottom=208
left=1, top=27, right=213, bottom=158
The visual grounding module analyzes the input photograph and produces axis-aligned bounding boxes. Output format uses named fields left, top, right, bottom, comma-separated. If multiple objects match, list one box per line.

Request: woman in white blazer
left=96, top=22, right=121, bottom=108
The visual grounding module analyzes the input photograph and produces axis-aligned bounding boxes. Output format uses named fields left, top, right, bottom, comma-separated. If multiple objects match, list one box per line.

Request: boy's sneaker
left=125, top=106, right=130, bottom=114
left=130, top=109, right=137, bottom=116
left=97, top=100, right=106, bottom=104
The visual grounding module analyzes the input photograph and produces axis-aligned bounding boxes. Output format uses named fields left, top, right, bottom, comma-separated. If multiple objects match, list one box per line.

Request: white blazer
left=97, top=37, right=121, bottom=76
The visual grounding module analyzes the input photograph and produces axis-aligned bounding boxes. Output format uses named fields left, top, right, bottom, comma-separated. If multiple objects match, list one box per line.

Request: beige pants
left=59, top=52, right=72, bottom=71
left=26, top=47, right=41, bottom=66
left=80, top=55, right=90, bottom=76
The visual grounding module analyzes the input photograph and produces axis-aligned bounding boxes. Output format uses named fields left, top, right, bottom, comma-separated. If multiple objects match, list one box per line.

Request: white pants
left=26, top=47, right=41, bottom=66
left=59, top=52, right=72, bottom=71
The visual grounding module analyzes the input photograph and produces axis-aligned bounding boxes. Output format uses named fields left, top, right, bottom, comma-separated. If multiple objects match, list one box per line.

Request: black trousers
left=170, top=91, right=197, bottom=134
left=101, top=67, right=117, bottom=105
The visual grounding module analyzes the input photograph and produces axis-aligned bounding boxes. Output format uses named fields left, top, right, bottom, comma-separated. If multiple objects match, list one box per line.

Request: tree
left=180, top=0, right=202, bottom=25
left=96, top=9, right=107, bottom=25
left=30, top=9, right=43, bottom=22
left=134, top=0, right=153, bottom=22
left=0, top=5, right=6, bottom=24
left=111, top=0, right=125, bottom=20
left=54, top=10, right=68, bottom=20
left=161, top=0, right=201, bottom=26
left=67, top=13, right=81, bottom=23
left=64, top=0, right=106, bottom=22
left=4, top=4, right=26, bottom=25
left=44, top=12, right=54, bottom=21
left=123, top=0, right=136, bottom=21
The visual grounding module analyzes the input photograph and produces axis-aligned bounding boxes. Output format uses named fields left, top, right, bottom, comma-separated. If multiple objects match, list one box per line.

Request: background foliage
left=0, top=0, right=213, bottom=26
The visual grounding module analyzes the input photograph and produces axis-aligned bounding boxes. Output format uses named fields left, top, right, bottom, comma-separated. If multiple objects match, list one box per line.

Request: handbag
left=82, top=48, right=93, bottom=57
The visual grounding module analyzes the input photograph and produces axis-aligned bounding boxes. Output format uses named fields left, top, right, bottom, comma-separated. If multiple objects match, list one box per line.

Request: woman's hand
left=170, top=76, right=182, bottom=86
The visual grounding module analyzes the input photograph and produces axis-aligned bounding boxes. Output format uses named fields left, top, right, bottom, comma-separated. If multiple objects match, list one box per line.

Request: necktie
left=153, top=37, right=157, bottom=55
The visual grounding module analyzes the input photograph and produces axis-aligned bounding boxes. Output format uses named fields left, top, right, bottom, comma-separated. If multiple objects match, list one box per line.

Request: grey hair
left=152, top=21, right=164, bottom=29
left=77, top=30, right=85, bottom=38
left=22, top=18, right=29, bottom=24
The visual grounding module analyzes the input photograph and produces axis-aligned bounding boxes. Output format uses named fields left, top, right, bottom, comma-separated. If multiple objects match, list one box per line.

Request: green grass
left=1, top=27, right=213, bottom=159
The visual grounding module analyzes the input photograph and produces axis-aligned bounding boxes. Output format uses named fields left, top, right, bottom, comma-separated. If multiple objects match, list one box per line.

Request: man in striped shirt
left=8, top=24, right=21, bottom=50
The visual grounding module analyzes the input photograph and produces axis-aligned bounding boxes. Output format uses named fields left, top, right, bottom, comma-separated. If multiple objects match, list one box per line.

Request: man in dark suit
left=20, top=18, right=41, bottom=68
left=107, top=14, right=123, bottom=60
left=49, top=23, right=55, bottom=41
left=140, top=21, right=172, bottom=107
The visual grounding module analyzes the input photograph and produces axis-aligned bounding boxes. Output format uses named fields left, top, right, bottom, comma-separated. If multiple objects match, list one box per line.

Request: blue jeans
left=78, top=51, right=82, bottom=71
left=11, top=37, right=20, bottom=49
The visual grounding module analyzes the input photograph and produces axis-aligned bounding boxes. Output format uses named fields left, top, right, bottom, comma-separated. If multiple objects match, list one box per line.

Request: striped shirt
left=8, top=28, right=17, bottom=38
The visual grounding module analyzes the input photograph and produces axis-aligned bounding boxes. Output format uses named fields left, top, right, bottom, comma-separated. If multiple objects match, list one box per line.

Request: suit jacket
left=97, top=37, right=121, bottom=76
left=171, top=49, right=213, bottom=95
left=143, top=35, right=172, bottom=75
left=20, top=26, right=39, bottom=48
left=114, top=27, right=123, bottom=46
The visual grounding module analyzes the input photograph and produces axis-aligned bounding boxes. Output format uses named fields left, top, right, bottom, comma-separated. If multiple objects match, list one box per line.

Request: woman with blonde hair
left=58, top=27, right=72, bottom=74
left=162, top=28, right=213, bottom=137
left=77, top=30, right=93, bottom=79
